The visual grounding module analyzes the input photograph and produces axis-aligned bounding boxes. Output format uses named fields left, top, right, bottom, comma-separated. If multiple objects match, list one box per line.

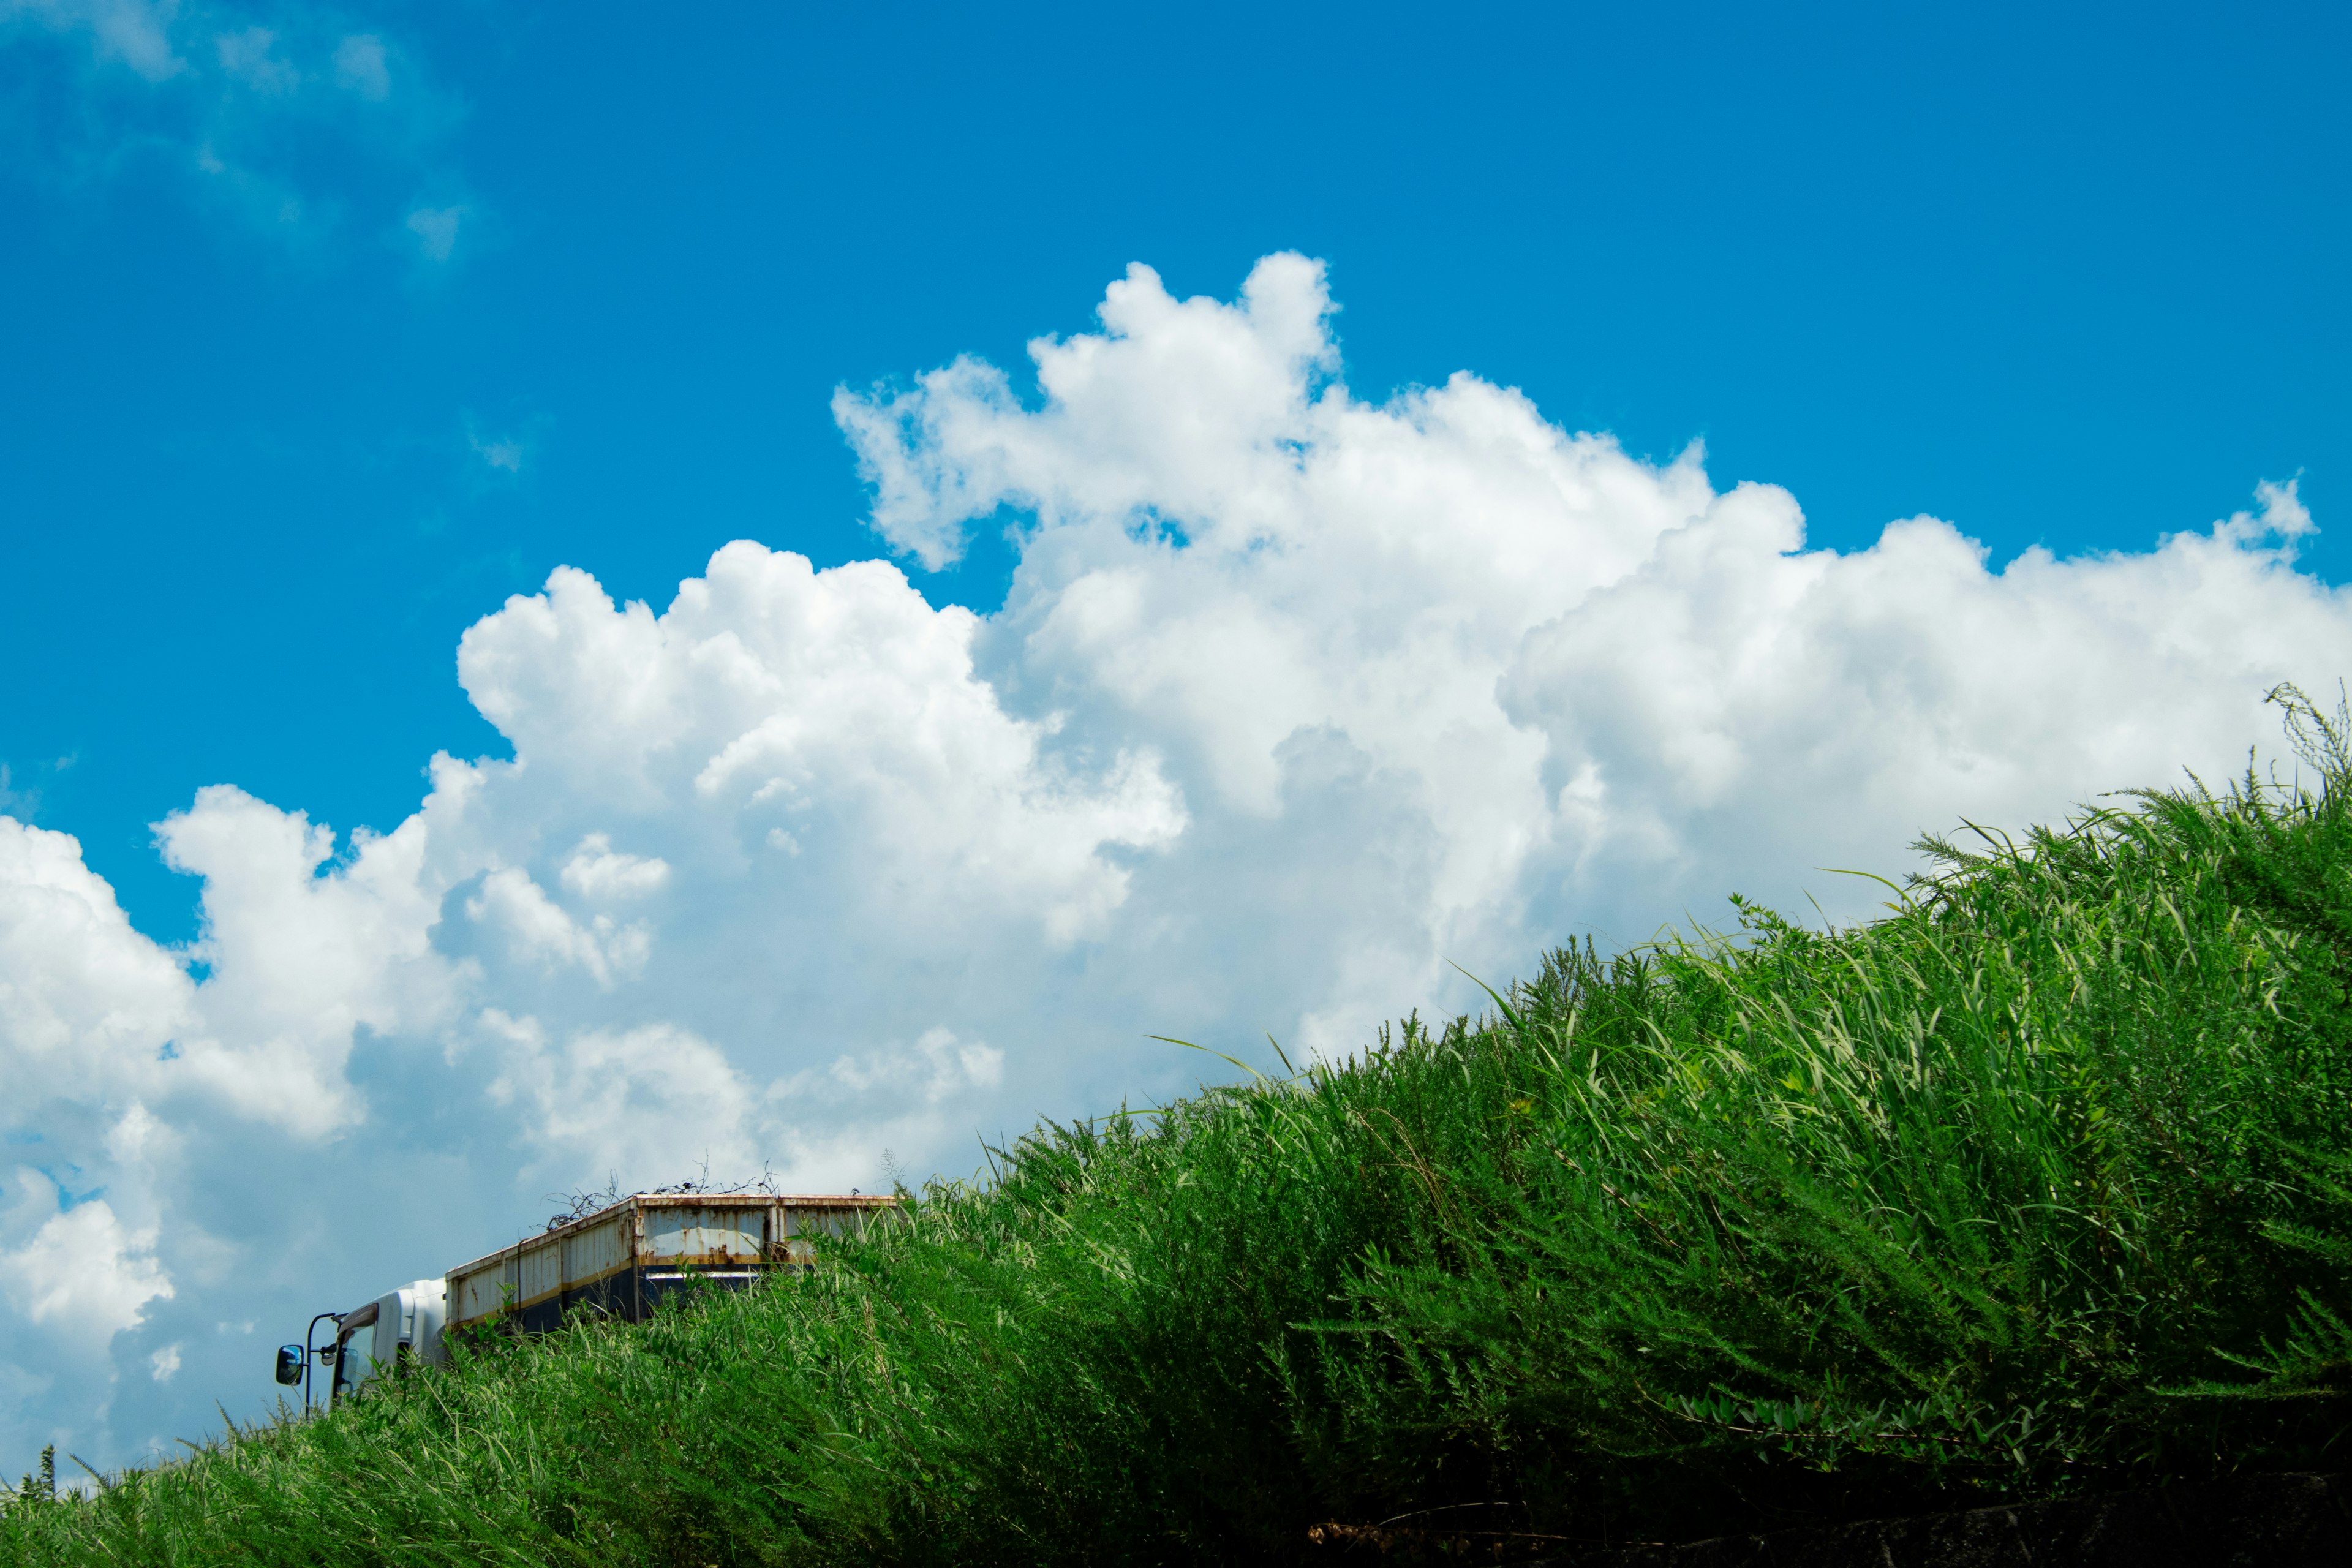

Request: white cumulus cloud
left=2, top=1194, right=173, bottom=1348
left=2, top=254, right=2349, bottom=1474
left=560, top=835, right=670, bottom=902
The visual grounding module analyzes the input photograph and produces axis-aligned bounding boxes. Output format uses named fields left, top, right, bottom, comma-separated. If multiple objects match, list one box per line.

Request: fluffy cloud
left=2, top=1196, right=172, bottom=1349
left=0, top=818, right=193, bottom=1110
left=5, top=254, right=2350, bottom=1472
left=844, top=253, right=2348, bottom=980
left=1499, top=480, right=2337, bottom=920
left=481, top=1014, right=756, bottom=1184
left=156, top=784, right=459, bottom=1136
left=560, top=835, right=669, bottom=902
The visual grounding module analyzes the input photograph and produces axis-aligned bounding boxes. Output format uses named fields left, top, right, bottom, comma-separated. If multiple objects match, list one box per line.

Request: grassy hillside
left=9, top=688, right=2352, bottom=1566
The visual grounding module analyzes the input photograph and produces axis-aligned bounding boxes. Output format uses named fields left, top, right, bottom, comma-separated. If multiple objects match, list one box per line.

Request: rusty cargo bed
left=444, top=1192, right=897, bottom=1335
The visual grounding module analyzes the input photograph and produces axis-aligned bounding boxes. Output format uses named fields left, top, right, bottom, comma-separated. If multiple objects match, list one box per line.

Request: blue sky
left=4, top=0, right=2351, bottom=1473
left=10, top=0, right=2345, bottom=946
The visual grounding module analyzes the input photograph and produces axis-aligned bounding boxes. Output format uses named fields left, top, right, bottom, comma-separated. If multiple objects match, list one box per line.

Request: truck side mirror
left=274, top=1345, right=304, bottom=1386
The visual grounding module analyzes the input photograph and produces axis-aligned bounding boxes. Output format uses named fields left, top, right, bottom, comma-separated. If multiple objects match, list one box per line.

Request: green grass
left=9, top=687, right=2352, bottom=1566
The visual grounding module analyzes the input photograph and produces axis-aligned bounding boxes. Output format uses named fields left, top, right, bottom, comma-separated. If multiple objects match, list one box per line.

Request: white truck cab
left=276, top=1278, right=448, bottom=1408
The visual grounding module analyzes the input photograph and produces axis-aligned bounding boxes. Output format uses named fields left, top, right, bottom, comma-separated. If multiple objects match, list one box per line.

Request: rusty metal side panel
left=518, top=1231, right=564, bottom=1308
left=642, top=1203, right=767, bottom=1264
left=564, top=1210, right=634, bottom=1287
left=448, top=1250, right=518, bottom=1331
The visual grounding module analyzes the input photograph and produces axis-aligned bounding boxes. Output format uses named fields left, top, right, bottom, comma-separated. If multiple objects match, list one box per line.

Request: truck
left=275, top=1191, right=898, bottom=1407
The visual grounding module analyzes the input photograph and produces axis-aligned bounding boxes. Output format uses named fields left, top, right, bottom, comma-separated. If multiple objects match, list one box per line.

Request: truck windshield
left=333, top=1323, right=374, bottom=1399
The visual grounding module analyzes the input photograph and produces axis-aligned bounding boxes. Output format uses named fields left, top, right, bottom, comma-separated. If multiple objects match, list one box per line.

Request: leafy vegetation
left=9, top=688, right=2352, bottom=1566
